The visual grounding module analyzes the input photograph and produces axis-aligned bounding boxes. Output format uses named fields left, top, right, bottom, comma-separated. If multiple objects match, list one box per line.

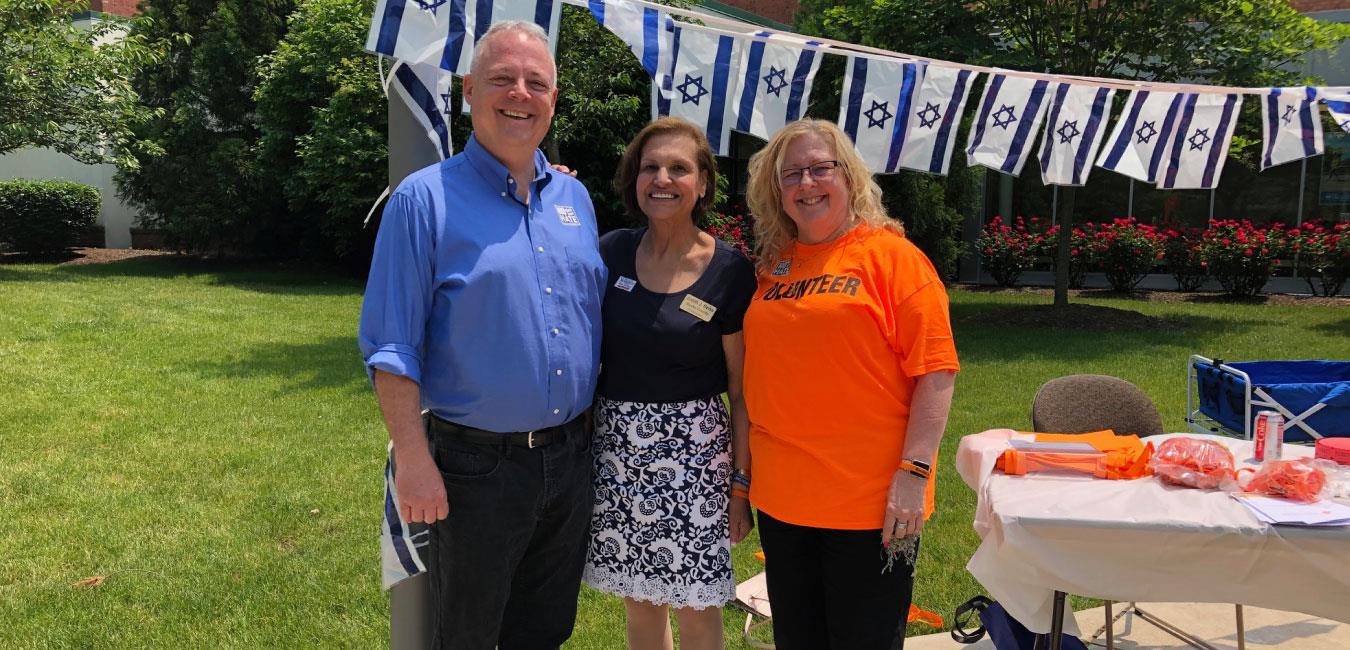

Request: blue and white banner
left=366, top=0, right=562, bottom=76
left=381, top=442, right=429, bottom=590
left=1095, top=90, right=1187, bottom=184
left=1260, top=87, right=1323, bottom=170
left=838, top=56, right=922, bottom=174
left=965, top=73, right=1051, bottom=176
left=588, top=0, right=674, bottom=95
left=731, top=33, right=824, bottom=141
left=391, top=60, right=456, bottom=159
left=1157, top=93, right=1243, bottom=190
left=658, top=24, right=741, bottom=155
left=896, top=64, right=976, bottom=176
left=1038, top=83, right=1114, bottom=186
left=1326, top=93, right=1350, bottom=134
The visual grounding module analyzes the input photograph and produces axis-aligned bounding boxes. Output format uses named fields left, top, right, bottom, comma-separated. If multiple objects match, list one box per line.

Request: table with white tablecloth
left=955, top=431, right=1350, bottom=636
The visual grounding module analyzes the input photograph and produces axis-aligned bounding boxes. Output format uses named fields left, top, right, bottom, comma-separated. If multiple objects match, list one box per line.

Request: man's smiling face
left=463, top=31, right=557, bottom=159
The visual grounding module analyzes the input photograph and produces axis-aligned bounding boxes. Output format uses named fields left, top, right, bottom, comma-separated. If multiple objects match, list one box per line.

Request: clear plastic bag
left=1238, top=459, right=1334, bottom=503
left=1150, top=438, right=1236, bottom=490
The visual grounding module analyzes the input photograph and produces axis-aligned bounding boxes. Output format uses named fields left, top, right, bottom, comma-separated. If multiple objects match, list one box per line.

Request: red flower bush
left=1162, top=226, right=1208, bottom=291
left=975, top=216, right=1038, bottom=286
left=1041, top=222, right=1092, bottom=288
left=1088, top=218, right=1165, bottom=291
left=704, top=207, right=756, bottom=262
left=1197, top=219, right=1288, bottom=297
left=1288, top=221, right=1350, bottom=296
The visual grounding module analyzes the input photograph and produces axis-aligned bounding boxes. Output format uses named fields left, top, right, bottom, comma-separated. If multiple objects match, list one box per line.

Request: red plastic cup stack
left=1315, top=438, right=1350, bottom=465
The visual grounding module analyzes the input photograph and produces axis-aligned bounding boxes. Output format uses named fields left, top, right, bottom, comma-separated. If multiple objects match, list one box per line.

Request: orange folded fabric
left=995, top=430, right=1154, bottom=480
left=907, top=603, right=944, bottom=628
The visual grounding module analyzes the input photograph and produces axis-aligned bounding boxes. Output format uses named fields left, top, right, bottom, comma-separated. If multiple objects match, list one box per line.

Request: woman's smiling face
left=636, top=133, right=706, bottom=224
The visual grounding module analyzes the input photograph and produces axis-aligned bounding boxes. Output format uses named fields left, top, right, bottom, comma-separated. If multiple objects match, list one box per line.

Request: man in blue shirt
left=359, top=21, right=605, bottom=649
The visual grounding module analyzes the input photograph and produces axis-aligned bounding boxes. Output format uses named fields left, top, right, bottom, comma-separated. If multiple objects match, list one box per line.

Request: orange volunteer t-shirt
left=743, top=224, right=960, bottom=530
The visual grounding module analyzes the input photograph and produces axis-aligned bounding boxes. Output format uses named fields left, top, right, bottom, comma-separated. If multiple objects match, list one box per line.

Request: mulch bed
left=0, top=247, right=180, bottom=266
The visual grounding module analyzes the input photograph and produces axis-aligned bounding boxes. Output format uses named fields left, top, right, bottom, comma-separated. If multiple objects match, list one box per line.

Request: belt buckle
left=527, top=430, right=538, bottom=449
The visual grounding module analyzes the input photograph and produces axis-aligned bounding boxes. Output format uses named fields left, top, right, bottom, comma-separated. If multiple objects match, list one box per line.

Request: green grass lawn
left=2, top=257, right=1346, bottom=648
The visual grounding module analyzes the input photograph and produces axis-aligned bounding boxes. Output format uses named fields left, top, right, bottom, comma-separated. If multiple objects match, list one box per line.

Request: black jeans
left=423, top=418, right=594, bottom=650
left=757, top=510, right=920, bottom=650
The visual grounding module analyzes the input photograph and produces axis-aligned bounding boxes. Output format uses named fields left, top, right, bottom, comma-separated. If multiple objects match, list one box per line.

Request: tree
left=0, top=0, right=164, bottom=169
left=115, top=0, right=296, bottom=256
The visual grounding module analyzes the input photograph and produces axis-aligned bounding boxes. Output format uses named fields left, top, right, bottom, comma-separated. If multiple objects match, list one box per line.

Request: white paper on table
left=1231, top=493, right=1350, bottom=526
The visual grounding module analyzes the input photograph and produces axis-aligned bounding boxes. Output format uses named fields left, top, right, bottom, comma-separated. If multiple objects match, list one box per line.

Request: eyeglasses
left=780, top=160, right=840, bottom=186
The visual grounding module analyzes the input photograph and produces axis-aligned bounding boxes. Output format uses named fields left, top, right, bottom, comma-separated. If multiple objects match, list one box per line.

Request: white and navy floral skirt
left=583, top=395, right=735, bottom=610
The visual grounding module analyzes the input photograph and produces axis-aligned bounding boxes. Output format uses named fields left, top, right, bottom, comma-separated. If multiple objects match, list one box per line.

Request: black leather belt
left=426, top=413, right=578, bottom=449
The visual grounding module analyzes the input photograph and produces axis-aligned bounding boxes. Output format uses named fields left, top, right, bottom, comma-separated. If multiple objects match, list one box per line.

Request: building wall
left=0, top=150, right=135, bottom=249
left=716, top=0, right=799, bottom=27
left=88, top=0, right=140, bottom=17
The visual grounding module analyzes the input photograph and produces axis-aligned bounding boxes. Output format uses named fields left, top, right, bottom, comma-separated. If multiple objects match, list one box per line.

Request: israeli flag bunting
left=391, top=60, right=455, bottom=159
left=1038, top=83, right=1115, bottom=186
left=381, top=442, right=429, bottom=590
left=589, top=0, right=674, bottom=96
left=732, top=33, right=824, bottom=141
left=1157, top=93, right=1243, bottom=190
left=1260, top=87, right=1323, bottom=170
left=659, top=24, right=741, bottom=155
left=1326, top=93, right=1350, bottom=134
left=1095, top=90, right=1188, bottom=184
left=366, top=0, right=562, bottom=76
left=896, top=64, right=977, bottom=176
left=838, top=56, right=922, bottom=174
left=965, top=73, right=1051, bottom=176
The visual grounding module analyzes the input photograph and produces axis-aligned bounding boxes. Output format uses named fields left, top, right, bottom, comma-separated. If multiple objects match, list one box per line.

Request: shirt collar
left=463, top=134, right=554, bottom=196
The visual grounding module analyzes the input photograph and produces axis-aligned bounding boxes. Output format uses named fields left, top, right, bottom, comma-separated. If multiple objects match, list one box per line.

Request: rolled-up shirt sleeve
left=359, top=191, right=435, bottom=385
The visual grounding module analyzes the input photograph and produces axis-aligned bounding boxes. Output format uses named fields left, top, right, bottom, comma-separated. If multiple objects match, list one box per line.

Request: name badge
left=772, top=259, right=792, bottom=276
left=679, top=294, right=717, bottom=322
left=555, top=205, right=580, bottom=226
left=614, top=276, right=637, bottom=292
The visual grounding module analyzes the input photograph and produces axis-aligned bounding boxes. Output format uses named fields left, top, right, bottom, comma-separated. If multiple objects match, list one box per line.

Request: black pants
left=758, top=510, right=920, bottom=650
left=423, top=419, right=594, bottom=650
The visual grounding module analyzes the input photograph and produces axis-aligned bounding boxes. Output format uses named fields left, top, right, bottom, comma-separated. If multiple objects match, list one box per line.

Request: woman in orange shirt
left=742, top=119, right=959, bottom=650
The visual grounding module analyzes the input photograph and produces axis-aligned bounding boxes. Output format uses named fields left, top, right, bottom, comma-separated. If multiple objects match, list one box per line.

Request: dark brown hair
left=614, top=116, right=718, bottom=223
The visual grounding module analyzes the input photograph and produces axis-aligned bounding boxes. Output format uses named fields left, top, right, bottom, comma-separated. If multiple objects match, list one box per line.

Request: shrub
left=1289, top=221, right=1350, bottom=296
left=704, top=206, right=756, bottom=262
left=1162, top=226, right=1208, bottom=291
left=1088, top=218, right=1164, bottom=291
left=975, top=216, right=1038, bottom=286
left=1197, top=219, right=1286, bottom=297
left=0, top=180, right=100, bottom=255
left=1041, top=222, right=1091, bottom=289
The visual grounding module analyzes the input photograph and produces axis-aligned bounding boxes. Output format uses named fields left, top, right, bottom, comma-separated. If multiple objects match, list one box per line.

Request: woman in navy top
left=582, top=117, right=757, bottom=649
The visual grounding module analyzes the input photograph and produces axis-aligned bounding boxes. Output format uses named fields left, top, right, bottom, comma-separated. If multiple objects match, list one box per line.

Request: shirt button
left=555, top=369, right=563, bottom=376
left=537, top=246, right=544, bottom=253
left=551, top=328, right=559, bottom=336
left=500, top=192, right=507, bottom=197
left=544, top=287, right=553, bottom=294
left=553, top=408, right=560, bottom=415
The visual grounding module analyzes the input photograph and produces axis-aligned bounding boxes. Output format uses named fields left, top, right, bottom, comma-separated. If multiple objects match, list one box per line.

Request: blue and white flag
left=838, top=55, right=922, bottom=174
left=1325, top=93, right=1350, bottom=134
left=731, top=33, right=824, bottom=141
left=965, top=73, right=1051, bottom=176
left=1038, top=83, right=1115, bottom=186
left=659, top=24, right=740, bottom=155
left=896, top=64, right=977, bottom=176
left=1095, top=90, right=1188, bottom=184
left=1157, top=93, right=1243, bottom=190
left=391, top=60, right=455, bottom=159
left=588, top=0, right=674, bottom=95
left=1260, top=87, right=1323, bottom=170
left=366, top=0, right=562, bottom=76
left=381, top=442, right=429, bottom=590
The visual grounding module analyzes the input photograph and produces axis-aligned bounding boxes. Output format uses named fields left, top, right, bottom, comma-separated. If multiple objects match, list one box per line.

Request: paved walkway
left=906, top=602, right=1350, bottom=649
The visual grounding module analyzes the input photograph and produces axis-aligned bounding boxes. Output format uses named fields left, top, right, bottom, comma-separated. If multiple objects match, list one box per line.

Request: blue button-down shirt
left=359, top=135, right=606, bottom=432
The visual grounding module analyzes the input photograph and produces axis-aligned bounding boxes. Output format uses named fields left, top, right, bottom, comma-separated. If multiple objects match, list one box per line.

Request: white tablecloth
left=956, top=430, right=1350, bottom=634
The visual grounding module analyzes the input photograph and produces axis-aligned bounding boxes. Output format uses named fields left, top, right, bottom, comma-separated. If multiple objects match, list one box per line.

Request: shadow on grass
left=50, top=256, right=363, bottom=297
left=0, top=265, right=73, bottom=283
left=185, top=336, right=369, bottom=395
left=1310, top=316, right=1350, bottom=338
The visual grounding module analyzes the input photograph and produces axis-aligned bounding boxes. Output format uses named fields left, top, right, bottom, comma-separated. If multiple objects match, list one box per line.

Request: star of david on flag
left=1157, top=93, right=1243, bottom=190
left=390, top=59, right=456, bottom=159
left=1096, top=90, right=1188, bottom=184
left=1260, top=87, right=1323, bottom=171
left=838, top=55, right=921, bottom=174
left=658, top=23, right=740, bottom=155
left=1038, top=83, right=1114, bottom=186
left=366, top=0, right=562, bottom=76
left=1324, top=93, right=1350, bottom=135
left=732, top=32, right=824, bottom=141
left=589, top=0, right=674, bottom=106
left=896, top=64, right=977, bottom=176
left=966, top=73, right=1051, bottom=176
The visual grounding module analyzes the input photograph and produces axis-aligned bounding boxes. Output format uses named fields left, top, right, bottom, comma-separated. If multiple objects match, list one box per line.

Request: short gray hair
left=469, top=21, right=557, bottom=84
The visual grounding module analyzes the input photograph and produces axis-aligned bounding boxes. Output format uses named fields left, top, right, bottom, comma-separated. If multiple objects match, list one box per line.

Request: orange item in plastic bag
left=907, top=603, right=944, bottom=628
left=1243, top=459, right=1327, bottom=502
left=996, top=430, right=1154, bottom=480
left=1151, top=438, right=1235, bottom=489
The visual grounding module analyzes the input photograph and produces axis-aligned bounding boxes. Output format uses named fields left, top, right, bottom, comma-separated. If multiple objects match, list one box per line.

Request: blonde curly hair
left=746, top=119, right=903, bottom=274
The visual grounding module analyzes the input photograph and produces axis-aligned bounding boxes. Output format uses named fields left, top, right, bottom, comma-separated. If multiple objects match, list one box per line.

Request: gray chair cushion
left=1031, top=374, right=1165, bottom=437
